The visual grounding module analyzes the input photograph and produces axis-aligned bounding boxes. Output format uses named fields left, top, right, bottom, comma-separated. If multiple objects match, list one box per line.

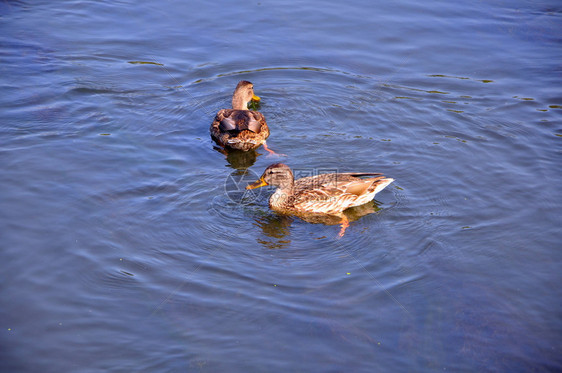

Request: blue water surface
left=1, top=0, right=561, bottom=371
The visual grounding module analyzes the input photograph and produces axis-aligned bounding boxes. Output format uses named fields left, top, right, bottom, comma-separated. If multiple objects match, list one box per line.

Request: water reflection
left=254, top=214, right=293, bottom=249
left=299, top=200, right=382, bottom=226
left=214, top=144, right=285, bottom=170
left=218, top=147, right=259, bottom=169
left=254, top=200, right=383, bottom=247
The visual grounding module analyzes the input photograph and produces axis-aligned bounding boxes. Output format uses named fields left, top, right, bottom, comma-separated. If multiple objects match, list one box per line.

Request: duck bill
left=246, top=177, right=268, bottom=190
left=251, top=94, right=261, bottom=102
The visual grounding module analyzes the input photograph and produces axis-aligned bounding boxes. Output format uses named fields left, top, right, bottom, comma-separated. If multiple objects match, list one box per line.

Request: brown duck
left=210, top=80, right=271, bottom=152
left=247, top=163, right=394, bottom=237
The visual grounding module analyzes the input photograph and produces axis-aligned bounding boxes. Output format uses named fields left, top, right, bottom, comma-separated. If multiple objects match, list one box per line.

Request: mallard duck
left=210, top=80, right=270, bottom=152
left=246, top=163, right=394, bottom=237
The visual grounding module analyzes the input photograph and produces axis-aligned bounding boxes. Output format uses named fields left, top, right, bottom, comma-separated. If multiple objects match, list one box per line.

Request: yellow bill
left=251, top=94, right=261, bottom=102
left=246, top=177, right=268, bottom=190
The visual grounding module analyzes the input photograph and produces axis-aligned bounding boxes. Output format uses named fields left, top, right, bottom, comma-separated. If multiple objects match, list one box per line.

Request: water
left=1, top=0, right=561, bottom=371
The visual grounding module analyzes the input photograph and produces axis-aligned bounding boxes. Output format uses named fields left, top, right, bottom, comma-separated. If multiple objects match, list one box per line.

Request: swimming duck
left=210, top=80, right=271, bottom=152
left=246, top=163, right=394, bottom=237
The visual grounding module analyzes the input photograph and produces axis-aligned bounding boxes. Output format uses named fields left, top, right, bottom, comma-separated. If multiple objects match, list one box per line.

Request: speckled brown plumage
left=247, top=163, right=394, bottom=215
left=210, top=81, right=269, bottom=151
left=211, top=109, right=269, bottom=151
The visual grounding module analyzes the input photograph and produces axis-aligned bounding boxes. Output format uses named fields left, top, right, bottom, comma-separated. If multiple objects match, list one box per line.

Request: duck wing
left=290, top=174, right=390, bottom=214
left=218, top=110, right=264, bottom=133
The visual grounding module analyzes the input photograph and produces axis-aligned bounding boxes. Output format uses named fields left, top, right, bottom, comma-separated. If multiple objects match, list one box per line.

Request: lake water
left=1, top=0, right=561, bottom=371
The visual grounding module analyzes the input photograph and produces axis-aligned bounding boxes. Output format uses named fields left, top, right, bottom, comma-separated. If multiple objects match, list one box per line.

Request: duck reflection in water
left=215, top=145, right=284, bottom=170
left=253, top=213, right=293, bottom=250
left=247, top=163, right=393, bottom=238
left=220, top=148, right=258, bottom=170
left=254, top=201, right=384, bottom=246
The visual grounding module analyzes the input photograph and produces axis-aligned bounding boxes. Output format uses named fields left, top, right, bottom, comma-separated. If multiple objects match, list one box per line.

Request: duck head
left=232, top=80, right=261, bottom=110
left=246, top=163, right=294, bottom=190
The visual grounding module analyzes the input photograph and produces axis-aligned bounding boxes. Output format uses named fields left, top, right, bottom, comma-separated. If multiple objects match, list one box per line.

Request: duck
left=210, top=80, right=271, bottom=152
left=246, top=163, right=394, bottom=237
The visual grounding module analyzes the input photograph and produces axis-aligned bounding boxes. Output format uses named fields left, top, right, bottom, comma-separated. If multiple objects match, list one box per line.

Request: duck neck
left=232, top=95, right=248, bottom=110
left=270, top=187, right=292, bottom=210
left=269, top=178, right=294, bottom=208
